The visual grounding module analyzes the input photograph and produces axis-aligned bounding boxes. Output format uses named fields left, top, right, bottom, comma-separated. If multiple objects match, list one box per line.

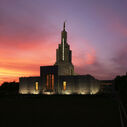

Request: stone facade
left=19, top=77, right=41, bottom=94
left=59, top=75, right=100, bottom=95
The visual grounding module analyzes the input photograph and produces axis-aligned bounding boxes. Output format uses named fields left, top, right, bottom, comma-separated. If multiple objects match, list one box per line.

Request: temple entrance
left=46, top=74, right=54, bottom=90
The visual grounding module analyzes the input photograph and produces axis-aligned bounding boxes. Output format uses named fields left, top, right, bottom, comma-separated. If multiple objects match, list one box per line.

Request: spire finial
left=63, top=21, right=65, bottom=30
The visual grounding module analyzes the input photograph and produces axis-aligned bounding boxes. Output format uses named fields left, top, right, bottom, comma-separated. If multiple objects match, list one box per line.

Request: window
left=35, top=82, right=39, bottom=91
left=52, top=74, right=54, bottom=89
left=63, top=81, right=67, bottom=90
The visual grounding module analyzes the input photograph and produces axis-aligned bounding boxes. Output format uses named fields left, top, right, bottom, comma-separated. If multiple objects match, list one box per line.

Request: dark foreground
left=0, top=94, right=121, bottom=127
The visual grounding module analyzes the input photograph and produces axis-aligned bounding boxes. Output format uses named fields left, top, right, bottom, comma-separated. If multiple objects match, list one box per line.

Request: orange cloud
left=0, top=37, right=58, bottom=85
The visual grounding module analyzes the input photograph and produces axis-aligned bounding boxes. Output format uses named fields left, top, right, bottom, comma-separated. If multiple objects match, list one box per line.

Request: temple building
left=19, top=23, right=100, bottom=95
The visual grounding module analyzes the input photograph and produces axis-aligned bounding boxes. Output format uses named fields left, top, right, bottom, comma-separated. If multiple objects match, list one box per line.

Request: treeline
left=114, top=75, right=127, bottom=95
left=0, top=82, right=19, bottom=95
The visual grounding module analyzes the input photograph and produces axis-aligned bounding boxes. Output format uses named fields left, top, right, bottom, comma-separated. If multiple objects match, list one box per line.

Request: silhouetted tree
left=0, top=81, right=19, bottom=95
left=114, top=75, right=127, bottom=95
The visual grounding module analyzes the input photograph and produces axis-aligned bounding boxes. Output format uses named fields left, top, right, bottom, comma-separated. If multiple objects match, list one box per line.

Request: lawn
left=0, top=95, right=121, bottom=127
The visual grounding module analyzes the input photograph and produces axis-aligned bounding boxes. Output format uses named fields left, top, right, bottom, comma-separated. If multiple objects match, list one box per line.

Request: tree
left=0, top=81, right=19, bottom=95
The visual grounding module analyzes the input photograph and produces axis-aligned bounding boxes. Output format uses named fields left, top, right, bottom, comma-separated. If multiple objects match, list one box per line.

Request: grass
left=0, top=94, right=121, bottom=127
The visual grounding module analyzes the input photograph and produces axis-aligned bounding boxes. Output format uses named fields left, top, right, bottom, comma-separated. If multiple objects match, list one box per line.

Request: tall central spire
left=61, top=22, right=67, bottom=43
left=55, top=22, right=74, bottom=75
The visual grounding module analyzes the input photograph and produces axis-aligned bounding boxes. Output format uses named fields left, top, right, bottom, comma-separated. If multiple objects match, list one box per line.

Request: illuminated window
left=46, top=74, right=54, bottom=90
left=52, top=74, right=54, bottom=89
left=63, top=81, right=66, bottom=91
left=35, top=82, right=39, bottom=91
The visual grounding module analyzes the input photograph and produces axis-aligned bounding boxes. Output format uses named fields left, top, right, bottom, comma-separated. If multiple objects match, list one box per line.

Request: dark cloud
left=0, top=0, right=57, bottom=46
left=75, top=58, right=114, bottom=80
left=76, top=43, right=127, bottom=80
left=111, top=46, right=127, bottom=74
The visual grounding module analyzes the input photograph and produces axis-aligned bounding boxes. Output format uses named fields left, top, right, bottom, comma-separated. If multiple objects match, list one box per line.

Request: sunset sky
left=0, top=0, right=127, bottom=84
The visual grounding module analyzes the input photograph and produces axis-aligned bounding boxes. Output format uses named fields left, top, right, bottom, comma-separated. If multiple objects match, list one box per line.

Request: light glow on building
left=19, top=90, right=28, bottom=94
left=90, top=89, right=99, bottom=95
left=43, top=91, right=54, bottom=95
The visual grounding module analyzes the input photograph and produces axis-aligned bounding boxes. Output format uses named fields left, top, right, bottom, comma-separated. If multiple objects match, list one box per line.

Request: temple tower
left=55, top=22, right=74, bottom=75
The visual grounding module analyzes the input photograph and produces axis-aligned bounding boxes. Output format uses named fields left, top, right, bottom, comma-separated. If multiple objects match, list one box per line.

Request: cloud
left=75, top=59, right=108, bottom=80
left=0, top=1, right=59, bottom=85
left=0, top=41, right=57, bottom=85
left=72, top=40, right=118, bottom=80
left=72, top=39, right=96, bottom=66
left=0, top=0, right=57, bottom=45
left=111, top=45, right=127, bottom=75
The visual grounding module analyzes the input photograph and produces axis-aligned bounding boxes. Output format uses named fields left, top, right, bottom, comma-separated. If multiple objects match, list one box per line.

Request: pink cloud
left=73, top=40, right=96, bottom=67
